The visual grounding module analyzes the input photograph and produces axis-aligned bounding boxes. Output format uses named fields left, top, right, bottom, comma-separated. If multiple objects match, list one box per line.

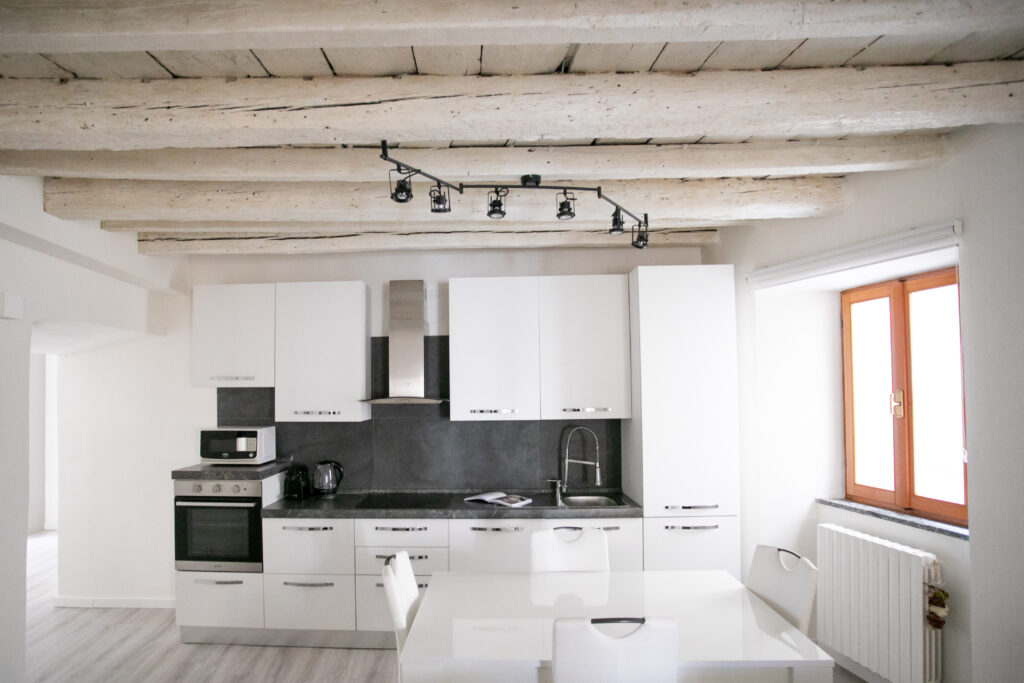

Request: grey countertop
left=262, top=490, right=642, bottom=519
left=172, top=461, right=290, bottom=480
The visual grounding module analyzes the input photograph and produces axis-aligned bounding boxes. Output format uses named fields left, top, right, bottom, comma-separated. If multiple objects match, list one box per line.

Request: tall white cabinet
left=191, top=283, right=275, bottom=388
left=275, top=281, right=371, bottom=422
left=622, top=265, right=741, bottom=577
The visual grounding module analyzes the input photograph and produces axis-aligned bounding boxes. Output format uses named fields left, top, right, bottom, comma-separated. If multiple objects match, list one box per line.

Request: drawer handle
left=553, top=525, right=621, bottom=532
left=375, top=553, right=429, bottom=561
left=194, top=579, right=244, bottom=585
left=293, top=410, right=341, bottom=416
left=377, top=582, right=429, bottom=589
left=664, top=504, right=719, bottom=510
left=664, top=524, right=719, bottom=530
left=469, top=408, right=518, bottom=414
left=561, top=407, right=611, bottom=413
left=599, top=526, right=621, bottom=531
left=210, top=375, right=256, bottom=381
left=470, top=526, right=523, bottom=532
left=374, top=526, right=429, bottom=532
left=282, top=581, right=335, bottom=588
left=282, top=525, right=334, bottom=531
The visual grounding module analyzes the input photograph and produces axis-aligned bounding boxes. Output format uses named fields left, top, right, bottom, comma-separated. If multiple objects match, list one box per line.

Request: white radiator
left=817, top=523, right=942, bottom=683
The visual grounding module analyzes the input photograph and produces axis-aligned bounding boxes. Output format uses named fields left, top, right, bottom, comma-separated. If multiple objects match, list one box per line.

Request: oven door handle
left=175, top=501, right=260, bottom=508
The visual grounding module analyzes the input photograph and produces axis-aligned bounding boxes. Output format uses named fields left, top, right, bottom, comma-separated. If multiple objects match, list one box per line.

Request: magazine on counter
left=464, top=491, right=533, bottom=507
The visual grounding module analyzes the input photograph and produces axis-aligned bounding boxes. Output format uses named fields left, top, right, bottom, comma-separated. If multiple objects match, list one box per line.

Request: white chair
left=746, top=545, right=819, bottom=634
left=552, top=617, right=678, bottom=683
left=382, top=550, right=422, bottom=681
left=530, top=526, right=610, bottom=572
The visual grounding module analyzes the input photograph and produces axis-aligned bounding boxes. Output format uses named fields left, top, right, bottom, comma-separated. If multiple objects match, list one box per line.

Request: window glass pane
left=850, top=297, right=895, bottom=491
left=909, top=284, right=965, bottom=505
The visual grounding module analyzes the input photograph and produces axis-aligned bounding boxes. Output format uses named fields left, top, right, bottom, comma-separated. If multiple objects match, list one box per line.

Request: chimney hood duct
left=365, top=280, right=444, bottom=405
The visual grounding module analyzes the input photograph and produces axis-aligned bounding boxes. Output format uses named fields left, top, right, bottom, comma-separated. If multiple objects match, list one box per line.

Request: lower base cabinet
left=642, top=516, right=741, bottom=577
left=542, top=518, right=644, bottom=571
left=175, top=571, right=264, bottom=628
left=264, top=574, right=356, bottom=630
left=449, top=519, right=545, bottom=572
left=355, top=574, right=432, bottom=631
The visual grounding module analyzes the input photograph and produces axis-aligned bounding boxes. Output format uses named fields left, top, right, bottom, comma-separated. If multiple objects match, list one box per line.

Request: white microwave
left=199, top=426, right=276, bottom=465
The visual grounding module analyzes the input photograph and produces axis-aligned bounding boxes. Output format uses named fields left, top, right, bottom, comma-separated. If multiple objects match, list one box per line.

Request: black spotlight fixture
left=556, top=190, right=576, bottom=220
left=609, top=207, right=625, bottom=235
left=389, top=168, right=414, bottom=203
left=631, top=215, right=650, bottom=249
left=487, top=187, right=509, bottom=219
left=429, top=182, right=451, bottom=213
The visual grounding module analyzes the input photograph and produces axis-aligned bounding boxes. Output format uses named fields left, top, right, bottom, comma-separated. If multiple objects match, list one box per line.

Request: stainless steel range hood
left=365, top=280, right=444, bottom=405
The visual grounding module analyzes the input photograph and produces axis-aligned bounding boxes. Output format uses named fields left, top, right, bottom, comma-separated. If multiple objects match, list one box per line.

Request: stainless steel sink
left=561, top=495, right=622, bottom=507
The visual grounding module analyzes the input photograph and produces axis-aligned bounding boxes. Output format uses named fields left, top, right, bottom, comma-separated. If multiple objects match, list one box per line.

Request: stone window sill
left=816, top=498, right=969, bottom=541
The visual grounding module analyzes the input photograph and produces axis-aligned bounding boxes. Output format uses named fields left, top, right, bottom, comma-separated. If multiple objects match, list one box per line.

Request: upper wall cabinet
left=539, top=275, right=631, bottom=420
left=275, top=281, right=371, bottom=422
left=191, top=284, right=275, bottom=388
left=449, top=277, right=541, bottom=421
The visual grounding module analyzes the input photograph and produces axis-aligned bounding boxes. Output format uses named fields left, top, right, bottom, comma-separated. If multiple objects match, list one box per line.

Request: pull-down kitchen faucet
left=562, top=425, right=601, bottom=490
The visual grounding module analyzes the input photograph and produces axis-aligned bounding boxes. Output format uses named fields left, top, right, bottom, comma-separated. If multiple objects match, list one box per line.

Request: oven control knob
left=212, top=484, right=222, bottom=493
left=192, top=484, right=202, bottom=493
left=233, top=484, right=242, bottom=494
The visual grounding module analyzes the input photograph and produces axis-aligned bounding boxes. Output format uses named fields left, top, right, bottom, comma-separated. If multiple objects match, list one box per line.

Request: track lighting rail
left=380, top=140, right=650, bottom=247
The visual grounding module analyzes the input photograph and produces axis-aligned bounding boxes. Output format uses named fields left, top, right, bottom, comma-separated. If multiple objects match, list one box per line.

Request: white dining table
left=400, top=569, right=834, bottom=683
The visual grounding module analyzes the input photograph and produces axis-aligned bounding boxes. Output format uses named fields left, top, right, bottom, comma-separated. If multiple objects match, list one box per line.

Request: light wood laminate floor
left=25, top=532, right=396, bottom=683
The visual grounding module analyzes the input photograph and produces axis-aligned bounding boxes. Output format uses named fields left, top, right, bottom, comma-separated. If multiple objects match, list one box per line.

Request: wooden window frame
left=841, top=267, right=967, bottom=526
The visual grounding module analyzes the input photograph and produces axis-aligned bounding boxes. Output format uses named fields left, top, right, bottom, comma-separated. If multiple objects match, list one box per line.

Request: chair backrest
left=746, top=544, right=819, bottom=634
left=382, top=551, right=421, bottom=651
left=531, top=527, right=610, bottom=572
left=552, top=617, right=677, bottom=683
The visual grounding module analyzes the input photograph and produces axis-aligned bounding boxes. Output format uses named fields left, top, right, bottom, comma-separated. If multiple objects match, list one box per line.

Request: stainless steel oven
left=174, top=480, right=263, bottom=572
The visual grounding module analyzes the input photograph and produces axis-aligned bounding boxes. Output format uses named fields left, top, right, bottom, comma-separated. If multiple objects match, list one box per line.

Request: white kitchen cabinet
left=354, top=519, right=449, bottom=548
left=449, top=277, right=541, bottom=421
left=448, top=519, right=544, bottom=572
left=355, top=547, right=449, bottom=576
left=191, top=283, right=275, bottom=388
left=175, top=571, right=264, bottom=628
left=355, top=574, right=431, bottom=632
left=542, top=518, right=643, bottom=571
left=642, top=516, right=741, bottom=578
left=262, top=518, right=354, bottom=574
left=264, top=573, right=356, bottom=630
left=275, top=281, right=371, bottom=422
left=538, top=275, right=631, bottom=419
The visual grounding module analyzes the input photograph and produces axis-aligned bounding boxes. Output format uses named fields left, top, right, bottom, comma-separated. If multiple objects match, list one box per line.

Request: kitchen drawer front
left=449, top=519, right=544, bottom=573
left=642, top=516, right=740, bottom=578
left=175, top=571, right=264, bottom=629
left=262, top=518, right=354, bottom=574
left=354, top=519, right=448, bottom=548
left=264, top=573, right=355, bottom=631
left=543, top=518, right=643, bottom=571
left=355, top=574, right=431, bottom=632
left=355, top=546, right=449, bottom=576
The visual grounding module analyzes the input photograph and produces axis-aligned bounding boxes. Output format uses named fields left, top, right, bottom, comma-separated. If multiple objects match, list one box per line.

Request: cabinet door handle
left=210, top=375, right=256, bottom=381
left=664, top=524, right=719, bottom=530
left=377, top=582, right=429, bottom=589
left=194, top=579, right=244, bottom=585
left=469, top=408, right=519, bottom=415
left=561, top=407, right=611, bottom=413
left=282, top=581, right=335, bottom=588
left=470, top=526, right=523, bottom=532
left=598, top=526, right=621, bottom=531
left=375, top=553, right=429, bottom=561
left=374, top=526, right=429, bottom=532
left=554, top=525, right=621, bottom=532
left=293, top=410, right=341, bottom=416
left=664, top=504, right=719, bottom=510
left=281, top=525, right=334, bottom=531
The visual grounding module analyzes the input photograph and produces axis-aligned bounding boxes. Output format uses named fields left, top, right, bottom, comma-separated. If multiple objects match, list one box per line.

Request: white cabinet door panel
left=542, top=518, right=643, bottom=571
left=356, top=574, right=431, bottom=632
left=539, top=275, right=631, bottom=419
left=449, top=277, right=540, bottom=421
left=262, top=518, right=354, bottom=574
left=191, top=284, right=275, bottom=387
left=448, top=519, right=544, bottom=572
left=642, top=516, right=740, bottom=578
left=355, top=547, right=449, bottom=576
left=275, top=281, right=371, bottom=422
left=264, top=573, right=355, bottom=630
left=175, top=571, right=264, bottom=628
left=354, top=519, right=449, bottom=548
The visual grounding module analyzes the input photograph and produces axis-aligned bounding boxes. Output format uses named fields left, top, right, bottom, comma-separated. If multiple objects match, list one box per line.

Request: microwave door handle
left=174, top=501, right=260, bottom=508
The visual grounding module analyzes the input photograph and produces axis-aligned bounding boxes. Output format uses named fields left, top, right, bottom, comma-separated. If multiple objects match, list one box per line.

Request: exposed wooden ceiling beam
left=43, top=177, right=850, bottom=223
left=102, top=219, right=737, bottom=234
left=0, top=136, right=948, bottom=181
left=0, top=64, right=1020, bottom=150
left=1, top=1, right=1021, bottom=52
left=135, top=227, right=719, bottom=255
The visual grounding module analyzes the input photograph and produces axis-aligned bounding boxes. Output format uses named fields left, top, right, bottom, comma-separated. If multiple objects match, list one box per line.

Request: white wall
left=704, top=123, right=1024, bottom=681
left=27, top=354, right=46, bottom=534
left=57, top=293, right=214, bottom=607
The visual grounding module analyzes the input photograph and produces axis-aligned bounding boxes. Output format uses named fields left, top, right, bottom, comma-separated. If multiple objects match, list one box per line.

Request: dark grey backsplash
left=217, top=336, right=620, bottom=492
